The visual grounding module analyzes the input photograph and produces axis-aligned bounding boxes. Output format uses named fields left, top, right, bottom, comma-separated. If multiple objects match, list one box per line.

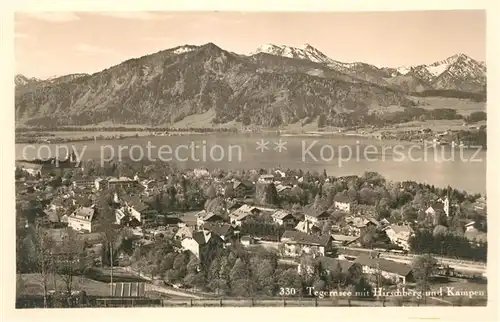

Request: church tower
left=443, top=186, right=451, bottom=216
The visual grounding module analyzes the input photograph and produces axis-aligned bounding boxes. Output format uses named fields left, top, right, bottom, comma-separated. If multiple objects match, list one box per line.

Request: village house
left=107, top=176, right=138, bottom=188
left=193, top=168, right=210, bottom=178
left=275, top=170, right=287, bottom=178
left=280, top=230, right=334, bottom=258
left=72, top=178, right=96, bottom=189
left=425, top=199, right=449, bottom=217
left=41, top=205, right=65, bottom=228
left=122, top=196, right=158, bottom=227
left=196, top=211, right=225, bottom=228
left=203, top=223, right=234, bottom=242
left=229, top=205, right=261, bottom=226
left=271, top=210, right=296, bottom=226
left=379, top=218, right=390, bottom=227
left=18, top=163, right=43, bottom=177
left=140, top=179, right=157, bottom=192
left=303, top=207, right=330, bottom=226
left=229, top=180, right=254, bottom=198
left=333, top=195, right=351, bottom=213
left=298, top=256, right=361, bottom=276
left=295, top=220, right=321, bottom=234
left=258, top=174, right=275, bottom=184
left=240, top=235, right=256, bottom=246
left=473, top=197, right=486, bottom=211
left=226, top=201, right=244, bottom=214
left=348, top=216, right=381, bottom=235
left=354, top=254, right=414, bottom=285
left=331, top=234, right=360, bottom=246
left=275, top=184, right=292, bottom=194
left=94, top=178, right=108, bottom=191
left=464, top=221, right=476, bottom=232
left=181, top=230, right=224, bottom=259
left=67, top=205, right=97, bottom=233
left=115, top=208, right=135, bottom=226
left=383, top=224, right=415, bottom=251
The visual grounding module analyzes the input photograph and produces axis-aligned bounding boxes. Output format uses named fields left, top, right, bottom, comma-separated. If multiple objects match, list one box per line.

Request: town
left=15, top=155, right=487, bottom=308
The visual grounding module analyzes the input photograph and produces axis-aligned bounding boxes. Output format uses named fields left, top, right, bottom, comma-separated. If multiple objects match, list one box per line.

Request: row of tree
left=409, top=230, right=487, bottom=262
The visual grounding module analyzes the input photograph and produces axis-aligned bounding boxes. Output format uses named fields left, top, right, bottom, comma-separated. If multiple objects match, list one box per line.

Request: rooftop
left=281, top=230, right=330, bottom=246
left=354, top=254, right=413, bottom=276
left=70, top=206, right=95, bottom=222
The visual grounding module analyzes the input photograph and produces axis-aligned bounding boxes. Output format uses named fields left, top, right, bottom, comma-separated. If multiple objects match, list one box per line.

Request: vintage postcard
left=3, top=1, right=498, bottom=321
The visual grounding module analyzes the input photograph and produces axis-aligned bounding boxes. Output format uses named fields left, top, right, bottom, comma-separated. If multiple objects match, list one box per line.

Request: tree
left=321, top=220, right=332, bottom=236
left=360, top=225, right=378, bottom=248
left=312, top=194, right=326, bottom=212
left=94, top=197, right=122, bottom=295
left=53, top=229, right=92, bottom=306
left=467, top=111, right=487, bottom=123
left=207, top=256, right=231, bottom=296
left=205, top=197, right=226, bottom=215
left=276, top=268, right=303, bottom=296
left=432, top=225, right=448, bottom=237
left=250, top=258, right=276, bottom=296
left=31, top=223, right=55, bottom=308
left=412, top=254, right=438, bottom=304
left=262, top=183, right=280, bottom=206
left=206, top=185, right=217, bottom=199
left=317, top=114, right=327, bottom=128
left=229, top=258, right=253, bottom=296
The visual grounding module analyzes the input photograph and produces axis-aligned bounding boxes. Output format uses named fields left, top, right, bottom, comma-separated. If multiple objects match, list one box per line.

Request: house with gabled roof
left=272, top=209, right=296, bottom=226
left=295, top=220, right=321, bottom=234
left=334, top=195, right=351, bottom=213
left=203, top=223, right=234, bottom=242
left=181, top=230, right=224, bottom=260
left=229, top=205, right=261, bottom=226
left=331, top=234, right=360, bottom=246
left=196, top=211, right=225, bottom=228
left=298, top=256, right=361, bottom=276
left=67, top=205, right=97, bottom=233
left=228, top=180, right=254, bottom=198
left=122, top=195, right=158, bottom=226
left=354, top=254, right=414, bottom=285
left=107, top=176, right=138, bottom=188
left=383, top=224, right=415, bottom=251
left=280, top=230, right=333, bottom=257
left=303, top=206, right=330, bottom=226
left=258, top=174, right=275, bottom=184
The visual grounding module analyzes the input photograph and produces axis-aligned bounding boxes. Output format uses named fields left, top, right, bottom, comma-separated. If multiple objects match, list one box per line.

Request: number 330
left=279, top=287, right=296, bottom=295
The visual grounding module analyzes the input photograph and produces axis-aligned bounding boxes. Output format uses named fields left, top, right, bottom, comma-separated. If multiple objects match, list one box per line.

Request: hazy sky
left=14, top=10, right=486, bottom=79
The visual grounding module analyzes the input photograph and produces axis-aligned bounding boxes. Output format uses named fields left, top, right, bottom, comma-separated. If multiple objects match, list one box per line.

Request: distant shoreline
left=14, top=129, right=486, bottom=150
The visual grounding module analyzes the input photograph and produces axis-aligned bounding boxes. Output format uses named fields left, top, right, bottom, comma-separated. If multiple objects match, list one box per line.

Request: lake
left=15, top=133, right=486, bottom=195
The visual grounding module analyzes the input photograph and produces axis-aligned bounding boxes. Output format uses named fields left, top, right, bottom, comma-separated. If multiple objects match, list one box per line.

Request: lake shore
left=15, top=127, right=485, bottom=151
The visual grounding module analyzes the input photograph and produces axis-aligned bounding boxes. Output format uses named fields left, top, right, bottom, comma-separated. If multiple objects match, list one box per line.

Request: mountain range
left=15, top=42, right=487, bottom=127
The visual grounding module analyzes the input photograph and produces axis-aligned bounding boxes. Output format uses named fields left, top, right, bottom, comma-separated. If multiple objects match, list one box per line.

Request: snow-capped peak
left=393, top=53, right=485, bottom=80
left=252, top=43, right=334, bottom=64
left=171, top=45, right=198, bottom=55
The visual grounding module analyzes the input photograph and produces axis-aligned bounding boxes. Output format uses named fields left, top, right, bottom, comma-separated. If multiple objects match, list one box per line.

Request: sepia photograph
left=11, top=8, right=491, bottom=311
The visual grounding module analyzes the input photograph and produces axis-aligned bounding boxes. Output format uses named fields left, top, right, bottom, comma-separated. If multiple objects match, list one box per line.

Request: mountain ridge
left=15, top=42, right=486, bottom=128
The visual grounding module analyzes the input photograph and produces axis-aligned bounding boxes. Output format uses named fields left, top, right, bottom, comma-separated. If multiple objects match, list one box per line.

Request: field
left=409, top=96, right=486, bottom=116
left=18, top=273, right=112, bottom=297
